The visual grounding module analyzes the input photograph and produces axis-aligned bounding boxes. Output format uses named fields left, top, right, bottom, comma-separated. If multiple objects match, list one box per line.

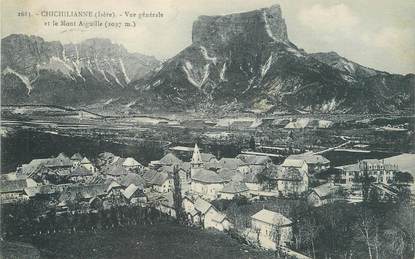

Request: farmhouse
left=251, top=209, right=293, bottom=250
left=191, top=168, right=227, bottom=200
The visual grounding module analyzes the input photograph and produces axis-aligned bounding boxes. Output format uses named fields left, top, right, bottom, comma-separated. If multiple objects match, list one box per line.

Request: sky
left=2, top=0, right=414, bottom=74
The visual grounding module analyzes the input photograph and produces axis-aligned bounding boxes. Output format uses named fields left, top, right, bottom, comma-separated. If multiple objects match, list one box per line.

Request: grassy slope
left=26, top=223, right=276, bottom=259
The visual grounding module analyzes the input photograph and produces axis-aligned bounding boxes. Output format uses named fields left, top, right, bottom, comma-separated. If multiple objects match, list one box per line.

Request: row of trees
left=1, top=202, right=172, bottom=240
left=293, top=200, right=415, bottom=259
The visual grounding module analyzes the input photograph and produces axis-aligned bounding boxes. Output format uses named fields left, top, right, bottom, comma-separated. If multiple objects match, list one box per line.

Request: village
left=1, top=141, right=414, bottom=257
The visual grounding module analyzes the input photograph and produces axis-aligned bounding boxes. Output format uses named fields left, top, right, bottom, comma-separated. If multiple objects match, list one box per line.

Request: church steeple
left=191, top=143, right=203, bottom=168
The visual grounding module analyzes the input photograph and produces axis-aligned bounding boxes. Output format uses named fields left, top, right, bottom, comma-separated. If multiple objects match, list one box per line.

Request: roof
left=194, top=198, right=212, bottom=214
left=121, top=184, right=140, bottom=199
left=70, top=166, right=93, bottom=177
left=160, top=192, right=175, bottom=208
left=80, top=157, right=92, bottom=164
left=159, top=153, right=183, bottom=165
left=119, top=173, right=145, bottom=189
left=218, top=158, right=246, bottom=170
left=169, top=146, right=194, bottom=152
left=191, top=168, right=226, bottom=183
left=236, top=154, right=271, bottom=165
left=142, top=169, right=158, bottom=184
left=211, top=212, right=228, bottom=223
left=0, top=179, right=28, bottom=193
left=24, top=184, right=65, bottom=197
left=149, top=171, right=170, bottom=186
left=200, top=153, right=216, bottom=163
left=220, top=182, right=249, bottom=194
left=312, top=183, right=339, bottom=198
left=59, top=184, right=106, bottom=203
left=106, top=165, right=130, bottom=176
left=56, top=153, right=69, bottom=160
left=71, top=153, right=83, bottom=160
left=281, top=157, right=307, bottom=168
left=251, top=209, right=292, bottom=226
left=360, top=159, right=382, bottom=165
left=288, top=154, right=330, bottom=165
left=122, top=157, right=141, bottom=167
left=336, top=163, right=360, bottom=172
left=217, top=168, right=239, bottom=182
left=107, top=181, right=122, bottom=192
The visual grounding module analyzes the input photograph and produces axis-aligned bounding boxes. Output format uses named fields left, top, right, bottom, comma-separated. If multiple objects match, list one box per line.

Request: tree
left=393, top=171, right=414, bottom=184
left=355, top=208, right=376, bottom=259
left=172, top=165, right=186, bottom=223
left=269, top=224, right=282, bottom=255
left=300, top=216, right=320, bottom=259
left=382, top=227, right=406, bottom=259
left=249, top=135, right=256, bottom=151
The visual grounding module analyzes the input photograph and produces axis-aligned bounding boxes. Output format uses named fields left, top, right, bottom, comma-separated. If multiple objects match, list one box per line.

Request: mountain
left=132, top=4, right=414, bottom=113
left=1, top=34, right=160, bottom=105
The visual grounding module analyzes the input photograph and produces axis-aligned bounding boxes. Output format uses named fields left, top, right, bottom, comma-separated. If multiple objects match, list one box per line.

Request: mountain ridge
left=2, top=5, right=414, bottom=114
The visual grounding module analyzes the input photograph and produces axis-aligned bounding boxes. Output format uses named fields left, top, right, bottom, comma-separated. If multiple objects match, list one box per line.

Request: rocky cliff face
left=133, top=4, right=414, bottom=113
left=192, top=5, right=288, bottom=47
left=1, top=34, right=160, bottom=105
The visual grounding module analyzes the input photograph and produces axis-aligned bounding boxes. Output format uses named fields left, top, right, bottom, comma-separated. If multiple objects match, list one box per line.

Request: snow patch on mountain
left=220, top=63, right=227, bottom=81
left=200, top=46, right=217, bottom=64
left=2, top=67, right=33, bottom=94
left=182, top=60, right=201, bottom=88
left=263, top=11, right=277, bottom=41
left=321, top=98, right=338, bottom=112
left=261, top=54, right=273, bottom=77
left=119, top=58, right=130, bottom=83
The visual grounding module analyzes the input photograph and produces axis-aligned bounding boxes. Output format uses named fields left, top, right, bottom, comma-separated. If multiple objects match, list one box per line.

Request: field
left=14, top=223, right=276, bottom=259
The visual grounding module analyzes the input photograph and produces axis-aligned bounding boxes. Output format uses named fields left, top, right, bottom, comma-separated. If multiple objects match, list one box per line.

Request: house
left=143, top=170, right=173, bottom=193
left=118, top=173, right=146, bottom=189
left=369, top=183, right=399, bottom=202
left=217, top=168, right=243, bottom=182
left=200, top=153, right=217, bottom=163
left=160, top=153, right=183, bottom=166
left=336, top=163, right=360, bottom=185
left=106, top=181, right=124, bottom=200
left=182, top=196, right=201, bottom=224
left=71, top=153, right=83, bottom=162
left=251, top=209, right=293, bottom=249
left=336, top=159, right=398, bottom=186
left=57, top=184, right=106, bottom=212
left=236, top=154, right=272, bottom=167
left=18, top=154, right=74, bottom=177
left=218, top=182, right=249, bottom=200
left=158, top=165, right=191, bottom=194
left=121, top=184, right=146, bottom=204
left=242, top=169, right=262, bottom=194
left=153, top=192, right=176, bottom=218
left=191, top=168, right=227, bottom=200
left=0, top=178, right=37, bottom=203
left=286, top=153, right=330, bottom=173
left=277, top=167, right=309, bottom=197
left=281, top=156, right=309, bottom=175
left=69, top=166, right=94, bottom=183
left=80, top=157, right=95, bottom=172
left=122, top=157, right=143, bottom=171
left=218, top=158, right=250, bottom=173
left=106, top=165, right=130, bottom=179
left=307, top=182, right=341, bottom=207
left=194, top=198, right=232, bottom=231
